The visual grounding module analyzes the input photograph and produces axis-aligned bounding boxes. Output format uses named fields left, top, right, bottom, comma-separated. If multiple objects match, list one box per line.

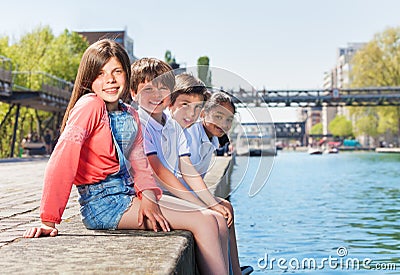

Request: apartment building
left=77, top=29, right=137, bottom=62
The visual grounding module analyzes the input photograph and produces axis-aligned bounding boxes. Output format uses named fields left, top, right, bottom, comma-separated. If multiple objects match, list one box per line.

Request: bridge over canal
left=231, top=87, right=400, bottom=107
left=1, top=55, right=73, bottom=157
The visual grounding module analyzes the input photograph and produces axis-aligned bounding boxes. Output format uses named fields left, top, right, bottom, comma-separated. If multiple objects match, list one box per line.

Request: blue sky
left=1, top=1, right=399, bottom=91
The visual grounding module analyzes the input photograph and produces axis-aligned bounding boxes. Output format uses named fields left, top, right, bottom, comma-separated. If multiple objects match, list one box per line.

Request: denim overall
left=77, top=105, right=137, bottom=230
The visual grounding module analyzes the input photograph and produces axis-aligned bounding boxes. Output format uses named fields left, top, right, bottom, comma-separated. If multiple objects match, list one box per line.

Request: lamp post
left=302, top=109, right=309, bottom=146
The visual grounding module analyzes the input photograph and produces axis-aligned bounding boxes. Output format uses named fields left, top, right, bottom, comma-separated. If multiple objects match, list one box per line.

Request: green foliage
left=310, top=123, right=323, bottom=135
left=0, top=25, right=88, bottom=157
left=0, top=37, right=10, bottom=56
left=8, top=25, right=55, bottom=72
left=0, top=104, right=41, bottom=158
left=351, top=27, right=400, bottom=87
left=197, top=56, right=212, bottom=86
left=377, top=106, right=400, bottom=135
left=42, top=29, right=88, bottom=82
left=350, top=26, right=400, bottom=139
left=164, top=50, right=179, bottom=69
left=164, top=50, right=173, bottom=64
left=354, top=114, right=379, bottom=138
left=197, top=56, right=209, bottom=66
left=328, top=115, right=353, bottom=138
left=3, top=26, right=87, bottom=83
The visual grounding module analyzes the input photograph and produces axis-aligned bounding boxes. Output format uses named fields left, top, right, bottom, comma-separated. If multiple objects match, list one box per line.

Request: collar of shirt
left=198, top=121, right=219, bottom=149
left=138, top=107, right=165, bottom=132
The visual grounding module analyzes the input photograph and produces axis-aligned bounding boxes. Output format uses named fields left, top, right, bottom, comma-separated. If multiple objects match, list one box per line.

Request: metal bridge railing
left=230, top=87, right=400, bottom=107
left=0, top=56, right=13, bottom=95
left=11, top=71, right=73, bottom=100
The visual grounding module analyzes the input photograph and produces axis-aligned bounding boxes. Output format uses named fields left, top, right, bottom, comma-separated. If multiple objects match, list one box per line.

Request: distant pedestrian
left=43, top=130, right=52, bottom=154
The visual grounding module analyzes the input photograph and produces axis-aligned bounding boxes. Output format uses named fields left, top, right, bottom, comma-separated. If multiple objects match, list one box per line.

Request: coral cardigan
left=40, top=94, right=161, bottom=224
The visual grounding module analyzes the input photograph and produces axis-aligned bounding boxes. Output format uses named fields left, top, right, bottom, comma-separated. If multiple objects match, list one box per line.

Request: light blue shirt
left=185, top=121, right=219, bottom=178
left=138, top=107, right=190, bottom=191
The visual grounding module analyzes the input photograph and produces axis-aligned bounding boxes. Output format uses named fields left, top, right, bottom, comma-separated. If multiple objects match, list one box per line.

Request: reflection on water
left=230, top=152, right=400, bottom=274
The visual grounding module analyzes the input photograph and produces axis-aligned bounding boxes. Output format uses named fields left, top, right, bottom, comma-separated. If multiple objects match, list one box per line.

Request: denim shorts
left=77, top=175, right=135, bottom=230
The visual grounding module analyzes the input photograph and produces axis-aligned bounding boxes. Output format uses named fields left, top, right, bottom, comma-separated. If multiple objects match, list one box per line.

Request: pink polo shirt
left=40, top=94, right=161, bottom=224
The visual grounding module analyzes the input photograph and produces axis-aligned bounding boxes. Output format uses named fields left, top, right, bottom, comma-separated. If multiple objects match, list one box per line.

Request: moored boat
left=308, top=147, right=323, bottom=155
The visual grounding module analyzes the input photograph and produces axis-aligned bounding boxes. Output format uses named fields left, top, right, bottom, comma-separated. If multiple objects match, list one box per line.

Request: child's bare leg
left=218, top=198, right=242, bottom=275
left=118, top=196, right=228, bottom=275
left=210, top=209, right=230, bottom=269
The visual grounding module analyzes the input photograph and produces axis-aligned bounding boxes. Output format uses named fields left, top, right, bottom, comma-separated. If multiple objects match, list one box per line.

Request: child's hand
left=210, top=204, right=233, bottom=227
left=23, top=222, right=58, bottom=238
left=138, top=190, right=170, bottom=232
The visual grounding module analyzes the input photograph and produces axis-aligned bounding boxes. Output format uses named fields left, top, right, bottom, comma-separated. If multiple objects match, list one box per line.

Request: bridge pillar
left=10, top=104, right=20, bottom=158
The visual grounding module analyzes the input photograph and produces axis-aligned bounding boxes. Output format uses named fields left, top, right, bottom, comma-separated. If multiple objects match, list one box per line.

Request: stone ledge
left=1, top=214, right=195, bottom=275
left=0, top=156, right=233, bottom=274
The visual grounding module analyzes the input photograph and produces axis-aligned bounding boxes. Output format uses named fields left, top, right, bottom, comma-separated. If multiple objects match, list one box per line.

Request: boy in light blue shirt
left=184, top=91, right=236, bottom=178
left=184, top=119, right=220, bottom=177
left=130, top=58, right=236, bottom=274
left=168, top=75, right=245, bottom=275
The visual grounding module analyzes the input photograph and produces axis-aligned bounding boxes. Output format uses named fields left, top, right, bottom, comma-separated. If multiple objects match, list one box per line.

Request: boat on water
left=309, top=146, right=339, bottom=155
left=326, top=147, right=339, bottom=154
left=234, top=123, right=276, bottom=157
left=308, top=147, right=323, bottom=155
left=237, top=147, right=277, bottom=156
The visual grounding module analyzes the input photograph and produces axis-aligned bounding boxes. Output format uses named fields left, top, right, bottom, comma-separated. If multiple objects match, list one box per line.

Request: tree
left=0, top=25, right=88, bottom=157
left=42, top=29, right=89, bottom=82
left=350, top=26, right=400, bottom=144
left=164, top=50, right=173, bottom=64
left=310, top=123, right=323, bottom=135
left=328, top=115, right=353, bottom=138
left=0, top=36, right=10, bottom=56
left=164, top=50, right=180, bottom=70
left=354, top=114, right=379, bottom=147
left=197, top=56, right=212, bottom=87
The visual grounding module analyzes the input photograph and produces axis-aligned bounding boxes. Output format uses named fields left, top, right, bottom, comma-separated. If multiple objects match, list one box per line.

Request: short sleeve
left=127, top=108, right=162, bottom=200
left=177, top=124, right=190, bottom=157
left=143, top=127, right=158, bottom=156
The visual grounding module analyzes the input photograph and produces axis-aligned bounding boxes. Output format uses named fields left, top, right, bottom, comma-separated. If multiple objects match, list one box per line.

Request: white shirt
left=138, top=107, right=190, bottom=191
left=185, top=121, right=219, bottom=178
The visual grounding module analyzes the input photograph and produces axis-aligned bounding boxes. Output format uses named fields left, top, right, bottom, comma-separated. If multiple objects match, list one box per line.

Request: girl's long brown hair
left=60, top=39, right=131, bottom=132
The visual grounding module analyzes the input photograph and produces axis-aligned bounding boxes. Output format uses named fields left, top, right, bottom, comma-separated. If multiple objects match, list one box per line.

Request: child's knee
left=197, top=210, right=220, bottom=230
left=219, top=199, right=235, bottom=217
left=211, top=211, right=229, bottom=235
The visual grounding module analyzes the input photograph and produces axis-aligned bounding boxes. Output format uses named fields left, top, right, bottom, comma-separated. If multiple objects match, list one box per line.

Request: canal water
left=230, top=151, right=400, bottom=274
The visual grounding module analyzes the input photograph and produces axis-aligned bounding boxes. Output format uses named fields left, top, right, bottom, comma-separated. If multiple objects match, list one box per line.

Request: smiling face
left=91, top=57, right=126, bottom=111
left=202, top=102, right=235, bottom=138
left=136, top=80, right=171, bottom=122
left=169, top=94, right=205, bottom=128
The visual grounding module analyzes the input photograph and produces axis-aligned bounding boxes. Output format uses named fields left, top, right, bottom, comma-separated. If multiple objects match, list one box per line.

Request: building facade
left=77, top=30, right=137, bottom=62
left=321, top=42, right=366, bottom=136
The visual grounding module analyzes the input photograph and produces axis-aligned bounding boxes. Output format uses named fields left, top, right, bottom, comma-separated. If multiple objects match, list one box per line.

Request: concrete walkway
left=375, top=147, right=400, bottom=153
left=0, top=156, right=231, bottom=274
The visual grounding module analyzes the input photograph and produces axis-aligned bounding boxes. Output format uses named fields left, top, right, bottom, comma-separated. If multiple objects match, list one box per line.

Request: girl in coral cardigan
left=24, top=39, right=231, bottom=275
